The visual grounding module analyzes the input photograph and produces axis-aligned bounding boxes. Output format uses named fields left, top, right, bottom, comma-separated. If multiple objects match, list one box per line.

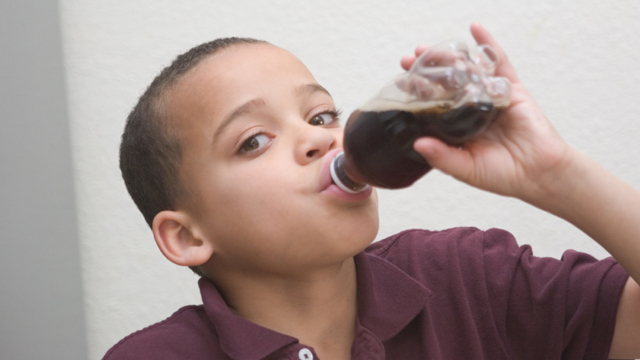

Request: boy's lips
left=319, top=149, right=373, bottom=201
left=319, top=148, right=343, bottom=191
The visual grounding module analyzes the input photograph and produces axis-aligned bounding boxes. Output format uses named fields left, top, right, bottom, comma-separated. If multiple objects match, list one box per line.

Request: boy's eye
left=309, top=112, right=338, bottom=126
left=239, top=133, right=270, bottom=153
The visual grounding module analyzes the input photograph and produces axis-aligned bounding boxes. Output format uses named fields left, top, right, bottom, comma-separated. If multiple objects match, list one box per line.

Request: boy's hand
left=405, top=23, right=575, bottom=204
left=404, top=24, right=640, bottom=359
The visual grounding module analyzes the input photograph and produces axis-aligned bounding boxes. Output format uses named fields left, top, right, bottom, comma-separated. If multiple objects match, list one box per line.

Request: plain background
left=4, top=1, right=640, bottom=359
left=1, top=1, right=87, bottom=359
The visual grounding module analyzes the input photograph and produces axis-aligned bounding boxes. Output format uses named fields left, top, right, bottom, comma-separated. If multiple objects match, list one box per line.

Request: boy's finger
left=413, top=137, right=473, bottom=180
left=414, top=45, right=429, bottom=58
left=400, top=55, right=416, bottom=71
left=470, top=22, right=521, bottom=84
left=400, top=45, right=430, bottom=71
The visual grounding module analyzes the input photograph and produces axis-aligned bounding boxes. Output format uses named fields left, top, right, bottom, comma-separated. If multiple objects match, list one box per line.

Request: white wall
left=59, top=0, right=640, bottom=358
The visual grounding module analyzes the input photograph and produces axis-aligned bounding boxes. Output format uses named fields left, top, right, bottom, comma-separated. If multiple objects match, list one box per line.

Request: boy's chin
left=342, top=217, right=380, bottom=252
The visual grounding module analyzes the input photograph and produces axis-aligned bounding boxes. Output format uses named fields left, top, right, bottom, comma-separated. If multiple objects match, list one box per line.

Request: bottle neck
left=330, top=151, right=369, bottom=194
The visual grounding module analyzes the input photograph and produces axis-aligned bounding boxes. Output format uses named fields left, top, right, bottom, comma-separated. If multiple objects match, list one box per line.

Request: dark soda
left=332, top=102, right=501, bottom=190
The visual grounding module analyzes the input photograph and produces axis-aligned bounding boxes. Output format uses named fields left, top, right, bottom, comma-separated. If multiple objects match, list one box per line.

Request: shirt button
left=298, top=348, right=313, bottom=360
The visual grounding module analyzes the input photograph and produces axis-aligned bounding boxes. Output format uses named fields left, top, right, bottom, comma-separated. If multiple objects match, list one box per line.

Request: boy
left=106, top=23, right=640, bottom=359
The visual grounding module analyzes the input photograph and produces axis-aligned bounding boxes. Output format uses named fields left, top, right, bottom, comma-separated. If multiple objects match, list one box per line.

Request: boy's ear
left=152, top=210, right=214, bottom=267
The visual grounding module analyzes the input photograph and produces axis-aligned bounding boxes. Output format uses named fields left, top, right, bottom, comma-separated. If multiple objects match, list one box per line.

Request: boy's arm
left=407, top=23, right=640, bottom=359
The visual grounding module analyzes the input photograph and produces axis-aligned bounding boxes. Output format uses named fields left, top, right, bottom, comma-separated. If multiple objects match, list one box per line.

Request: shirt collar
left=198, top=250, right=431, bottom=358
left=354, top=251, right=432, bottom=341
left=199, top=278, right=298, bottom=360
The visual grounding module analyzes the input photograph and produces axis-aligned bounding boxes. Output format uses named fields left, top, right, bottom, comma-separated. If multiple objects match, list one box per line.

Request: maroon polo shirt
left=103, top=227, right=628, bottom=360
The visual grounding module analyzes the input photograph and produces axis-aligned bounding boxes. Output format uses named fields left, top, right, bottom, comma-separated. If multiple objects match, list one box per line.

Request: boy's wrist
left=528, top=148, right=640, bottom=280
left=520, top=147, right=593, bottom=217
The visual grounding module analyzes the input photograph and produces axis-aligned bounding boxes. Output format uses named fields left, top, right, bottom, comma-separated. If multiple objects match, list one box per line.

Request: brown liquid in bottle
left=337, top=102, right=500, bottom=189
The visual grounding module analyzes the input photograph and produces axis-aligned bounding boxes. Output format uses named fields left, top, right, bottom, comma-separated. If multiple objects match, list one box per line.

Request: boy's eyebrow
left=212, top=83, right=332, bottom=143
left=213, top=98, right=266, bottom=142
left=295, top=83, right=332, bottom=98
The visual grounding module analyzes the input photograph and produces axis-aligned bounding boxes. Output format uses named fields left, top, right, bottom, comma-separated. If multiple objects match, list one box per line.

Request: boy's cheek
left=329, top=127, right=345, bottom=145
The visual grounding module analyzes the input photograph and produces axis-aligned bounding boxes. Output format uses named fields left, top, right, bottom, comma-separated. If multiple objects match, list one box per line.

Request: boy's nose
left=294, top=124, right=338, bottom=165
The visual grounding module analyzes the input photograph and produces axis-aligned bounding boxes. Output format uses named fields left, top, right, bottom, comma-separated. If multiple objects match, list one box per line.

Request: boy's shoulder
left=366, top=226, right=521, bottom=261
left=102, top=305, right=222, bottom=360
left=362, top=226, right=539, bottom=289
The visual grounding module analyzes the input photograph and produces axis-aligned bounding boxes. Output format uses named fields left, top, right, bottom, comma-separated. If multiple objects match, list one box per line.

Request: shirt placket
left=266, top=343, right=319, bottom=360
left=351, top=325, right=386, bottom=360
left=266, top=332, right=385, bottom=360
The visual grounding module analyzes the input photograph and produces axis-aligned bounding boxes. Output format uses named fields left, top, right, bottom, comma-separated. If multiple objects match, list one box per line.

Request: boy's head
left=120, top=37, right=266, bottom=229
left=120, top=38, right=379, bottom=278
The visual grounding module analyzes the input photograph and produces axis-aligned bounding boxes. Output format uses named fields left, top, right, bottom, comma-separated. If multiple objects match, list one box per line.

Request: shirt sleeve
left=371, top=227, right=629, bottom=360
left=479, top=228, right=628, bottom=360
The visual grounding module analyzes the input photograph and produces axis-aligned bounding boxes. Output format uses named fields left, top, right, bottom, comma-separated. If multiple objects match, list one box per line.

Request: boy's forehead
left=165, top=42, right=324, bottom=155
left=169, top=43, right=316, bottom=123
left=186, top=43, right=312, bottom=92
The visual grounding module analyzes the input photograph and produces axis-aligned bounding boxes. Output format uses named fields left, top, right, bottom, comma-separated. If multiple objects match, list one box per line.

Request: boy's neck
left=207, top=257, right=359, bottom=359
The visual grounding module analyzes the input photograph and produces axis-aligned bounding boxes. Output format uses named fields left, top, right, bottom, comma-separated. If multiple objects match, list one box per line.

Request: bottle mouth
left=330, top=151, right=370, bottom=194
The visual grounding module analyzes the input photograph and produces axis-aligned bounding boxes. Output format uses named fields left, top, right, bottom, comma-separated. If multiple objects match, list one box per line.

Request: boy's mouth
left=319, top=149, right=343, bottom=191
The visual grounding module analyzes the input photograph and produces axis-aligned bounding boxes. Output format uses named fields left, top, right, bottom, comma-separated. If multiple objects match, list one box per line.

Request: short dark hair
left=120, top=37, right=267, bottom=275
